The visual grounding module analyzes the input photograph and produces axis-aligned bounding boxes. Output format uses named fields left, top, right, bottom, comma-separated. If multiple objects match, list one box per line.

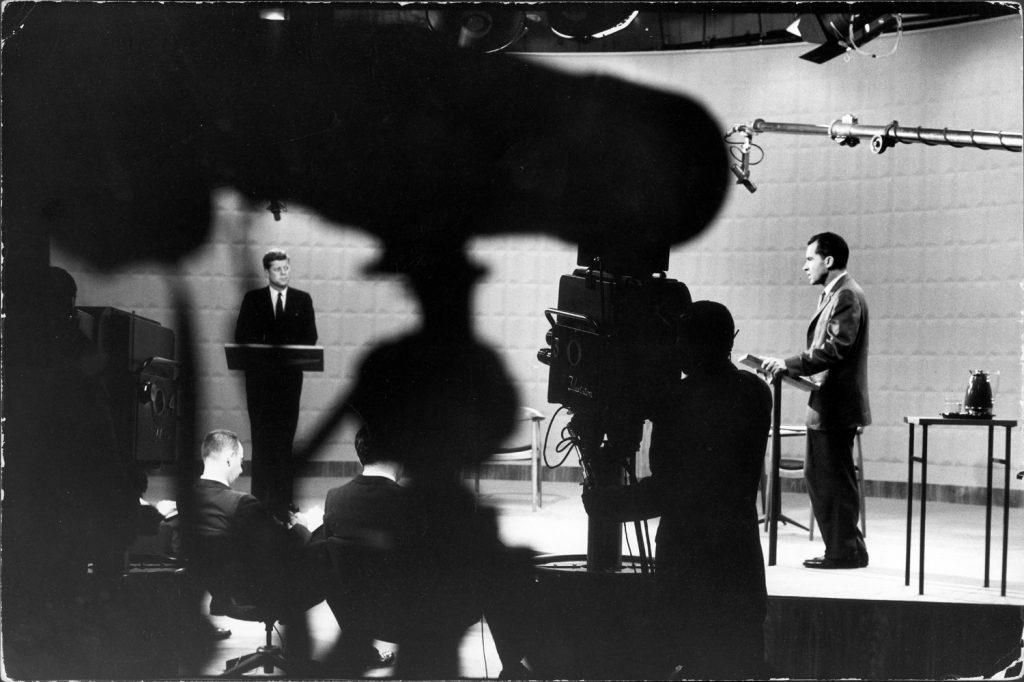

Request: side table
left=904, top=415, right=1016, bottom=596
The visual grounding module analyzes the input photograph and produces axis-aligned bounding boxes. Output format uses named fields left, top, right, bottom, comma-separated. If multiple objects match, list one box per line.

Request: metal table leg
left=919, top=425, right=928, bottom=596
left=905, top=423, right=915, bottom=587
left=985, top=425, right=994, bottom=588
left=1001, top=426, right=1011, bottom=597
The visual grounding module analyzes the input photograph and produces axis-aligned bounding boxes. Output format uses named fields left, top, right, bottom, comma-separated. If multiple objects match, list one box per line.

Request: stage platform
left=144, top=476, right=1023, bottom=679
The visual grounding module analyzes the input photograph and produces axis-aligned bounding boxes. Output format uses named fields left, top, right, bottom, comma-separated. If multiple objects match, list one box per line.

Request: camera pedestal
left=527, top=555, right=663, bottom=680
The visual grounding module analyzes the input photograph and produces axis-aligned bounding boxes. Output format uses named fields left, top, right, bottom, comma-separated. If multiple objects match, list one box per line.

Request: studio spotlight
left=258, top=7, right=288, bottom=22
left=426, top=7, right=528, bottom=53
left=548, top=7, right=639, bottom=41
left=789, top=13, right=899, bottom=63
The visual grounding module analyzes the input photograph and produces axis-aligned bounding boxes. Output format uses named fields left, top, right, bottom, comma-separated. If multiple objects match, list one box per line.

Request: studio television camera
left=77, top=306, right=179, bottom=468
left=537, top=243, right=691, bottom=571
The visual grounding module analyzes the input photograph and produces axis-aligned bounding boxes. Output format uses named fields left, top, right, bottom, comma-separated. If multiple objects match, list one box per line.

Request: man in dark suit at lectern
left=762, top=232, right=870, bottom=570
left=235, top=249, right=318, bottom=517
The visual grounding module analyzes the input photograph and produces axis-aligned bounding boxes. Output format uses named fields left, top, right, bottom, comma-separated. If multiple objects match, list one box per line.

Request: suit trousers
left=244, top=368, right=303, bottom=514
left=805, top=428, right=866, bottom=559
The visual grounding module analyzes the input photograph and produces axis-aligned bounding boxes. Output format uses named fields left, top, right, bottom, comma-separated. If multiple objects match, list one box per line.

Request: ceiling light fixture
left=426, top=7, right=528, bottom=53
left=788, top=13, right=899, bottom=63
left=258, top=8, right=288, bottom=22
left=548, top=8, right=639, bottom=41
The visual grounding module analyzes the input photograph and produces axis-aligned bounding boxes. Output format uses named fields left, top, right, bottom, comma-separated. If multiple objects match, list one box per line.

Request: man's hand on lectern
left=760, top=357, right=786, bottom=378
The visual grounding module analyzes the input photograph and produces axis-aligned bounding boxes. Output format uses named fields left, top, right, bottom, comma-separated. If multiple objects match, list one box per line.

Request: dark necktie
left=275, top=292, right=284, bottom=319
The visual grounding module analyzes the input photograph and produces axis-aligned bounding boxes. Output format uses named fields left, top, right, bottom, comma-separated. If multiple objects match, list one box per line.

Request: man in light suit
left=235, top=249, right=317, bottom=518
left=762, top=232, right=870, bottom=569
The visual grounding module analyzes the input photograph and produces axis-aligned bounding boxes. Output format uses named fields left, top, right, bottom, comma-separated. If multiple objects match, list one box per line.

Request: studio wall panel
left=53, top=16, right=1022, bottom=493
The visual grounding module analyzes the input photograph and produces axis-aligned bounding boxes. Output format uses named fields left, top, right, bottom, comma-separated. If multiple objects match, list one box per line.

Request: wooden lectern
left=739, top=353, right=819, bottom=566
left=224, top=344, right=325, bottom=372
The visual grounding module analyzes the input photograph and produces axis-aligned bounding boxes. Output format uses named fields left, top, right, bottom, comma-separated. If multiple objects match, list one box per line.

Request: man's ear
left=824, top=255, right=834, bottom=269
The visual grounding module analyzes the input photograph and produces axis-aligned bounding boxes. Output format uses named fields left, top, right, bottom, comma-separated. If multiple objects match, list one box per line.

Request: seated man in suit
left=181, top=428, right=392, bottom=674
left=183, top=429, right=327, bottom=669
left=321, top=426, right=407, bottom=675
left=322, top=426, right=533, bottom=679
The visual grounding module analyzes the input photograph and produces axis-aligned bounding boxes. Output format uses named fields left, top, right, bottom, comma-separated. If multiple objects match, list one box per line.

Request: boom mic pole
left=746, top=114, right=1022, bottom=153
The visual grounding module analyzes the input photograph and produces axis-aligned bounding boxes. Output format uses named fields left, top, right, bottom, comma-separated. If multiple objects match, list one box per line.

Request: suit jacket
left=323, top=475, right=410, bottom=552
left=188, top=478, right=318, bottom=608
left=235, top=286, right=318, bottom=346
left=785, top=273, right=871, bottom=430
left=321, top=475, right=410, bottom=633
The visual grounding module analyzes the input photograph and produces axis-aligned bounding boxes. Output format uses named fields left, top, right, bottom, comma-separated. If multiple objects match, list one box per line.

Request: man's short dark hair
left=679, top=300, right=736, bottom=357
left=262, top=249, right=289, bottom=270
left=354, top=426, right=379, bottom=465
left=202, top=429, right=240, bottom=460
left=808, top=232, right=849, bottom=270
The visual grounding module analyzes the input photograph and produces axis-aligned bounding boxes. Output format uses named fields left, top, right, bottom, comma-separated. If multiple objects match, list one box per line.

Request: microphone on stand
left=725, top=124, right=758, bottom=193
left=730, top=143, right=757, bottom=193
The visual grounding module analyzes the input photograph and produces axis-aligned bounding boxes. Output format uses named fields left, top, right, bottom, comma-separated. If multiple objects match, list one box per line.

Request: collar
left=361, top=463, right=400, bottom=482
left=822, top=271, right=847, bottom=298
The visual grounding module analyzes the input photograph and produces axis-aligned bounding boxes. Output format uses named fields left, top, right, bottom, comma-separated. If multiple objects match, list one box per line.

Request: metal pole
left=748, top=117, right=1022, bottom=152
left=768, top=374, right=782, bottom=566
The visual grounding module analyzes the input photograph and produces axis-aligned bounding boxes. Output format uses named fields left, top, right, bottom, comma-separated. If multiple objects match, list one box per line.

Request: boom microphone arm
left=724, top=114, right=1021, bottom=193
left=747, top=115, right=1022, bottom=153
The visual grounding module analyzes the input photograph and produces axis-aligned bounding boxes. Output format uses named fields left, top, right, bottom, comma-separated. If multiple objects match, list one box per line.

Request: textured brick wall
left=55, top=17, right=1023, bottom=491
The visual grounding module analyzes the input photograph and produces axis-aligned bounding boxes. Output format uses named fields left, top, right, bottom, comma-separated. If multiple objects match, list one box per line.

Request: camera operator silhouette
left=2, top=268, right=142, bottom=677
left=584, top=301, right=772, bottom=679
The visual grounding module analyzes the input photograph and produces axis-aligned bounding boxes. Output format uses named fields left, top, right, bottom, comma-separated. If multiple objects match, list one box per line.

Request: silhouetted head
left=677, top=300, right=735, bottom=372
left=46, top=267, right=78, bottom=322
left=347, top=333, right=518, bottom=478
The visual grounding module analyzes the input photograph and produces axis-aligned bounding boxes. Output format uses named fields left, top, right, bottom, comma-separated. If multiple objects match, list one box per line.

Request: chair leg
left=532, top=419, right=542, bottom=511
left=222, top=622, right=287, bottom=676
left=530, top=457, right=538, bottom=512
left=537, top=467, right=542, bottom=509
left=856, top=431, right=867, bottom=537
left=223, top=649, right=288, bottom=677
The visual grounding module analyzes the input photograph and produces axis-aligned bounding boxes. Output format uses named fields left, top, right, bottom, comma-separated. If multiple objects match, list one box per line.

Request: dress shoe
left=803, top=553, right=868, bottom=569
left=208, top=626, right=232, bottom=641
